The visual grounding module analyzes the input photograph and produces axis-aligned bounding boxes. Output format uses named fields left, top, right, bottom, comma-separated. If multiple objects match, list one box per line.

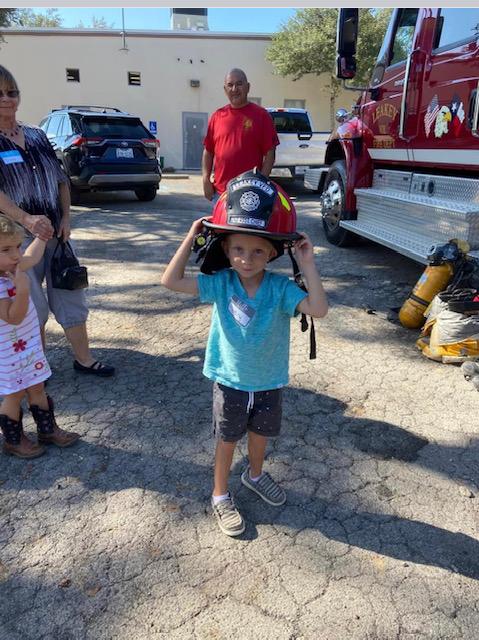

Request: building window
left=249, top=97, right=262, bottom=106
left=284, top=99, right=305, bottom=109
left=128, top=71, right=141, bottom=86
left=66, top=68, right=80, bottom=82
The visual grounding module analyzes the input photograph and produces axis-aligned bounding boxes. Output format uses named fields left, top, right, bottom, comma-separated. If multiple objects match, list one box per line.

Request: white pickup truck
left=267, top=108, right=330, bottom=180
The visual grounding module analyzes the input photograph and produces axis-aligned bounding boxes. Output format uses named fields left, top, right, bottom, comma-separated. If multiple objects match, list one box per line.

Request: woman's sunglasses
left=0, top=90, right=20, bottom=98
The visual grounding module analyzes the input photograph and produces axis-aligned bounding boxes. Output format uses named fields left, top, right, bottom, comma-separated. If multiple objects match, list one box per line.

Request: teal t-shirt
left=197, top=269, right=307, bottom=391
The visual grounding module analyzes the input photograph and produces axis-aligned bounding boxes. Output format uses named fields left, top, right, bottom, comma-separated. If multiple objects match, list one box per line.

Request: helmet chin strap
left=288, top=246, right=317, bottom=360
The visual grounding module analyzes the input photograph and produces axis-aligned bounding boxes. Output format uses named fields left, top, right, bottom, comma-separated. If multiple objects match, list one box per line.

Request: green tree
left=11, top=8, right=62, bottom=28
left=90, top=16, right=114, bottom=29
left=267, top=8, right=392, bottom=126
left=76, top=16, right=115, bottom=29
left=0, top=9, right=17, bottom=27
left=0, top=8, right=18, bottom=44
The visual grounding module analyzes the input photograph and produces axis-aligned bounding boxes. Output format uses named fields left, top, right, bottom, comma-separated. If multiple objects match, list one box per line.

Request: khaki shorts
left=23, top=236, right=89, bottom=330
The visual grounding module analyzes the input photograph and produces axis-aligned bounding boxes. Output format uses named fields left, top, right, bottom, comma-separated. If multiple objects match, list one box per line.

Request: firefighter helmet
left=197, top=169, right=301, bottom=274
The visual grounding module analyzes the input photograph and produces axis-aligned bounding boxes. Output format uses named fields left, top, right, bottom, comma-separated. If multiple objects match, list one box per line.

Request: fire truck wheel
left=321, top=160, right=358, bottom=247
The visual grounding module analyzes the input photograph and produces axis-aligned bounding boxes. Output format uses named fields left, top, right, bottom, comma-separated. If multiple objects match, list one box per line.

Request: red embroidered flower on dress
left=13, top=339, right=27, bottom=352
left=34, top=361, right=44, bottom=370
left=7, top=287, right=16, bottom=297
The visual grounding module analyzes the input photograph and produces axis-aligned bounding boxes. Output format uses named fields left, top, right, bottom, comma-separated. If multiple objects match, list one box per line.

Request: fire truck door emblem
left=372, top=103, right=398, bottom=147
left=450, top=94, right=465, bottom=137
left=434, top=106, right=452, bottom=138
left=424, top=95, right=440, bottom=137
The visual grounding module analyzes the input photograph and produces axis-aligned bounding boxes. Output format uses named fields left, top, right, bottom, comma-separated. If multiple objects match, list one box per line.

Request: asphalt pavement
left=1, top=175, right=478, bottom=640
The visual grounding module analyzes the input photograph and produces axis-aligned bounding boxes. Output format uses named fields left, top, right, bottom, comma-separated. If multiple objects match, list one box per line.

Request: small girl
left=0, top=215, right=79, bottom=458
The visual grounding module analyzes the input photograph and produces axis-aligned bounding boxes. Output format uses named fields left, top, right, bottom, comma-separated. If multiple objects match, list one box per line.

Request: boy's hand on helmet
left=293, top=232, right=315, bottom=265
left=189, top=218, right=212, bottom=253
left=190, top=217, right=211, bottom=235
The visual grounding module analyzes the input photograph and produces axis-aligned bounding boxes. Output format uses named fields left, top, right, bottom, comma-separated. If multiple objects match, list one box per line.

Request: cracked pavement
left=1, top=175, right=479, bottom=640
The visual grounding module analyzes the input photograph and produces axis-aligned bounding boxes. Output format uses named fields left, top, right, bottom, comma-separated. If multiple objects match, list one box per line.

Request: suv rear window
left=270, top=112, right=312, bottom=134
left=81, top=117, right=151, bottom=139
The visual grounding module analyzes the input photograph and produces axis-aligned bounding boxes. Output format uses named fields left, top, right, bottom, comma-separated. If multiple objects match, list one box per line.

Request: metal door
left=182, top=112, right=208, bottom=170
left=360, top=8, right=420, bottom=165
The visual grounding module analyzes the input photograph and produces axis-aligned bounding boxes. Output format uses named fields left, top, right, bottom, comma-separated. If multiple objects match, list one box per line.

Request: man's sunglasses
left=0, top=90, right=20, bottom=98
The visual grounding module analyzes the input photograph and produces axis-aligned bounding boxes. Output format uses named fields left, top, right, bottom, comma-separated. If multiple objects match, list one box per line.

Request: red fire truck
left=314, top=8, right=479, bottom=264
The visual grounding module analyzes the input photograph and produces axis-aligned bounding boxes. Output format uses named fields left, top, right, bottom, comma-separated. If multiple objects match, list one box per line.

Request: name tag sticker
left=228, top=294, right=255, bottom=327
left=0, top=150, right=24, bottom=165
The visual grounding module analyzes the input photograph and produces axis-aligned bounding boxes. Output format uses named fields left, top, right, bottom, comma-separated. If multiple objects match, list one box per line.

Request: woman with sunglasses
left=0, top=65, right=115, bottom=378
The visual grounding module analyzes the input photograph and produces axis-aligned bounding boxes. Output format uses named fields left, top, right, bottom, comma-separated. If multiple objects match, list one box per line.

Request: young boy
left=161, top=170, right=328, bottom=536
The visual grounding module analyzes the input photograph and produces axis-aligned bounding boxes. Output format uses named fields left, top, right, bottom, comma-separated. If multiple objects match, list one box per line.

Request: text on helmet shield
left=229, top=216, right=266, bottom=227
left=230, top=179, right=275, bottom=196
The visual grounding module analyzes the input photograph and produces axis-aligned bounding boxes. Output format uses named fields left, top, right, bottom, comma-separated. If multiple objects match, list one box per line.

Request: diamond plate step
left=353, top=187, right=479, bottom=262
left=339, top=220, right=436, bottom=263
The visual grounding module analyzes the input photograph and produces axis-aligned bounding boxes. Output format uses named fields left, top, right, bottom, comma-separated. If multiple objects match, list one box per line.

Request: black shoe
left=73, top=360, right=115, bottom=377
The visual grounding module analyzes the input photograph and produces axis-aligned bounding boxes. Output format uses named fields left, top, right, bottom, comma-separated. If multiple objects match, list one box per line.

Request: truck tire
left=135, top=186, right=157, bottom=202
left=321, top=160, right=358, bottom=247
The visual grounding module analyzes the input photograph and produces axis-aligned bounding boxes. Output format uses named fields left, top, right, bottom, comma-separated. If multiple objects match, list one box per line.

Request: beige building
left=0, top=26, right=354, bottom=169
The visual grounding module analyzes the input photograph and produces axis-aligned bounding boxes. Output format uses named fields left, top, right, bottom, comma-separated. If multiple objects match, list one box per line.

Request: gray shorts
left=23, top=236, right=89, bottom=330
left=212, top=382, right=283, bottom=443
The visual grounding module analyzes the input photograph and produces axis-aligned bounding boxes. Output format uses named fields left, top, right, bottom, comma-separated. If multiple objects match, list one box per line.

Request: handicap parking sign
left=149, top=120, right=157, bottom=134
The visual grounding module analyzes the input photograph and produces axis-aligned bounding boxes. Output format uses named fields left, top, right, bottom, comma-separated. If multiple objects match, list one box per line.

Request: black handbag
left=51, top=240, right=89, bottom=290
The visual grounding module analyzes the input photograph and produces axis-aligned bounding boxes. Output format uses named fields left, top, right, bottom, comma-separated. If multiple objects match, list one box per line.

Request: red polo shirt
left=204, top=102, right=279, bottom=194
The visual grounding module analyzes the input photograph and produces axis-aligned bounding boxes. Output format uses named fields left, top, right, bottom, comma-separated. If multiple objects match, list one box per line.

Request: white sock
left=212, top=492, right=230, bottom=505
left=249, top=472, right=263, bottom=482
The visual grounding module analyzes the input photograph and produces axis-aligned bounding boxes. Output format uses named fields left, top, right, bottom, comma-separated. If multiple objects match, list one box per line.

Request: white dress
left=0, top=276, right=51, bottom=394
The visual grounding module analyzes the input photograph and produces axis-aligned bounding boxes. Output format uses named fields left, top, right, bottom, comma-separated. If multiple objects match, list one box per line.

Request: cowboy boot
left=0, top=410, right=45, bottom=459
left=29, top=396, right=80, bottom=448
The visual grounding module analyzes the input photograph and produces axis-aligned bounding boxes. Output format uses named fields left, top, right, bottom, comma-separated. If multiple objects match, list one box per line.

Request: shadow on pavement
left=2, top=351, right=478, bottom=580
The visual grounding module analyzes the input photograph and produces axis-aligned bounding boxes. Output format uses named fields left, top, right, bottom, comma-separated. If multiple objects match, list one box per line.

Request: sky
left=26, top=7, right=298, bottom=32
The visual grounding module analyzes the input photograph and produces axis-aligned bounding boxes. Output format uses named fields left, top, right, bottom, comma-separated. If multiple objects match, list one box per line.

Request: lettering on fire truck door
left=362, top=8, right=419, bottom=163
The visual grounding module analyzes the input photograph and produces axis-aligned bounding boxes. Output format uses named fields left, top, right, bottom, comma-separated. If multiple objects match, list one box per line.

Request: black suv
left=39, top=106, right=161, bottom=201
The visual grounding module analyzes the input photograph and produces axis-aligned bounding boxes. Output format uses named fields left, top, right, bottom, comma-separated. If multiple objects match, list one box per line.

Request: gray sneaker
left=462, top=360, right=479, bottom=380
left=211, top=494, right=245, bottom=537
left=241, top=467, right=286, bottom=506
left=461, top=362, right=479, bottom=390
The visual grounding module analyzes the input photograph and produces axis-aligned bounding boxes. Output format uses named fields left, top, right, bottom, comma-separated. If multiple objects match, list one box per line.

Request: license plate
left=116, top=148, right=134, bottom=158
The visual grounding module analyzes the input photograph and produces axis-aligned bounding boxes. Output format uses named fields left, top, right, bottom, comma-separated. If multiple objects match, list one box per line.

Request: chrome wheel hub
left=321, top=179, right=343, bottom=229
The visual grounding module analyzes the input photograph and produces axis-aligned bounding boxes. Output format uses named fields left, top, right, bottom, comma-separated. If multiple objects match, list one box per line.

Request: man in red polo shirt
left=202, top=68, right=279, bottom=200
